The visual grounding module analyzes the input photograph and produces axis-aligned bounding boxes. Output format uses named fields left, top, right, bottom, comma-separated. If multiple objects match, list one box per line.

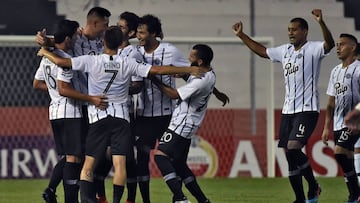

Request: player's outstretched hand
left=91, top=95, right=108, bottom=110
left=345, top=109, right=360, bottom=132
left=311, top=9, right=323, bottom=23
left=232, top=21, right=244, bottom=37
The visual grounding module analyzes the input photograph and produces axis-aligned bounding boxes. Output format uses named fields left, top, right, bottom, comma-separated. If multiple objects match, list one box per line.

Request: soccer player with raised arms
left=232, top=9, right=335, bottom=203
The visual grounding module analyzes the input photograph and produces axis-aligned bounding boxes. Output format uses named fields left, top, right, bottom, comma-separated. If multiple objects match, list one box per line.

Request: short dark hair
left=54, top=19, right=79, bottom=44
left=192, top=44, right=214, bottom=66
left=104, top=26, right=123, bottom=50
left=87, top=7, right=111, bottom=19
left=290, top=17, right=308, bottom=30
left=339, top=33, right=358, bottom=45
left=120, top=11, right=139, bottom=33
left=139, top=14, right=163, bottom=38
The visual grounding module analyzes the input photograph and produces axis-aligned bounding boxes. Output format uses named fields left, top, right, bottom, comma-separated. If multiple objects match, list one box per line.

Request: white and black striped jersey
left=70, top=54, right=152, bottom=124
left=118, top=45, right=143, bottom=114
left=327, top=60, right=360, bottom=131
left=136, top=42, right=189, bottom=117
left=35, top=49, right=82, bottom=120
left=267, top=41, right=328, bottom=114
left=69, top=34, right=104, bottom=95
left=168, top=70, right=216, bottom=139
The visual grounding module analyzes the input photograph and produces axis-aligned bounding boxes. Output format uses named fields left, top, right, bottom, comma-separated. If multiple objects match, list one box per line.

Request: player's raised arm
left=232, top=21, right=268, bottom=58
left=37, top=47, right=72, bottom=67
left=311, top=9, right=335, bottom=54
left=35, top=28, right=55, bottom=47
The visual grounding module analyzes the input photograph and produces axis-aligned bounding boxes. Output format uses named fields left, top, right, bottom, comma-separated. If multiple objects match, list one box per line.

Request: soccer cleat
left=306, top=184, right=321, bottom=203
left=96, top=196, right=108, bottom=203
left=42, top=187, right=57, bottom=203
left=125, top=200, right=135, bottom=203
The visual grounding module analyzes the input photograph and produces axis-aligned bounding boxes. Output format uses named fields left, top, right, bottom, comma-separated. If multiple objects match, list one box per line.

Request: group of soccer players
left=33, top=5, right=360, bottom=203
left=34, top=6, right=229, bottom=203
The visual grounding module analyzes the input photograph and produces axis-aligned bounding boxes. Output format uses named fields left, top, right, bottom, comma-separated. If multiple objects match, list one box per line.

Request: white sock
left=354, top=153, right=360, bottom=183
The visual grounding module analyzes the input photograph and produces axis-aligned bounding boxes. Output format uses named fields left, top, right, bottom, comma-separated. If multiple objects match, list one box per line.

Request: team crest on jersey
left=96, top=41, right=103, bottom=49
left=346, top=73, right=352, bottom=79
left=153, top=58, right=161, bottom=65
left=297, top=53, right=303, bottom=59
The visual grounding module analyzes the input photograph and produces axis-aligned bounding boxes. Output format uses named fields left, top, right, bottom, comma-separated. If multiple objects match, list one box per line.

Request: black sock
left=184, top=176, right=208, bottom=203
left=113, top=184, right=124, bottom=203
left=79, top=180, right=96, bottom=203
left=48, top=157, right=66, bottom=192
left=94, top=158, right=113, bottom=198
left=126, top=181, right=137, bottom=202
left=286, top=150, right=305, bottom=201
left=126, top=151, right=137, bottom=201
left=137, top=149, right=151, bottom=203
left=335, top=154, right=360, bottom=201
left=155, top=155, right=186, bottom=201
left=296, top=151, right=317, bottom=198
left=63, top=162, right=81, bottom=203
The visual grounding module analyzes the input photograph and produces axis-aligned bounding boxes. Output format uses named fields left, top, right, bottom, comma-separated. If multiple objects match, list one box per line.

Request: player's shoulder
left=158, top=42, right=178, bottom=51
left=305, top=41, right=324, bottom=49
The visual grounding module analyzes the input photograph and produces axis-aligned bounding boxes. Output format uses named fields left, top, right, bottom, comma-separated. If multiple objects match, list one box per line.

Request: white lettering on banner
left=33, top=149, right=58, bottom=176
left=1, top=149, right=7, bottom=177
left=229, top=141, right=263, bottom=177
left=13, top=149, right=32, bottom=177
left=311, top=140, right=338, bottom=176
left=0, top=148, right=58, bottom=178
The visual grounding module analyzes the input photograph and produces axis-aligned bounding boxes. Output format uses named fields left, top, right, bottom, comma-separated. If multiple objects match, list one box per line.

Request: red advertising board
left=0, top=107, right=341, bottom=178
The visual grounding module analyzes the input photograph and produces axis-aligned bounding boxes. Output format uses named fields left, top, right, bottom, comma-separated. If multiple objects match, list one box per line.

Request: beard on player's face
left=191, top=61, right=199, bottom=66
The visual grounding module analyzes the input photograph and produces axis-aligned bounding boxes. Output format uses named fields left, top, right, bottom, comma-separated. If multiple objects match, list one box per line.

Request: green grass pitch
left=0, top=177, right=348, bottom=203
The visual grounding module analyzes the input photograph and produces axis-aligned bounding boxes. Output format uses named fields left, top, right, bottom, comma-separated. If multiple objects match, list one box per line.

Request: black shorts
left=334, top=128, right=360, bottom=151
left=86, top=116, right=131, bottom=160
left=278, top=111, right=319, bottom=148
left=157, top=129, right=191, bottom=163
left=51, top=118, right=87, bottom=157
left=134, top=115, right=171, bottom=149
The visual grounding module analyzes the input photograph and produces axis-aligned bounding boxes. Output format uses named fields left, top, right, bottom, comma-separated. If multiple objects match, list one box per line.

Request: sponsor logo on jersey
left=334, top=82, right=348, bottom=95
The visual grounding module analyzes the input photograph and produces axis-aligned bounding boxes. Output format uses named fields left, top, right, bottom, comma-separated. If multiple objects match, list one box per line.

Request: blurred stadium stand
left=0, top=0, right=64, bottom=35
